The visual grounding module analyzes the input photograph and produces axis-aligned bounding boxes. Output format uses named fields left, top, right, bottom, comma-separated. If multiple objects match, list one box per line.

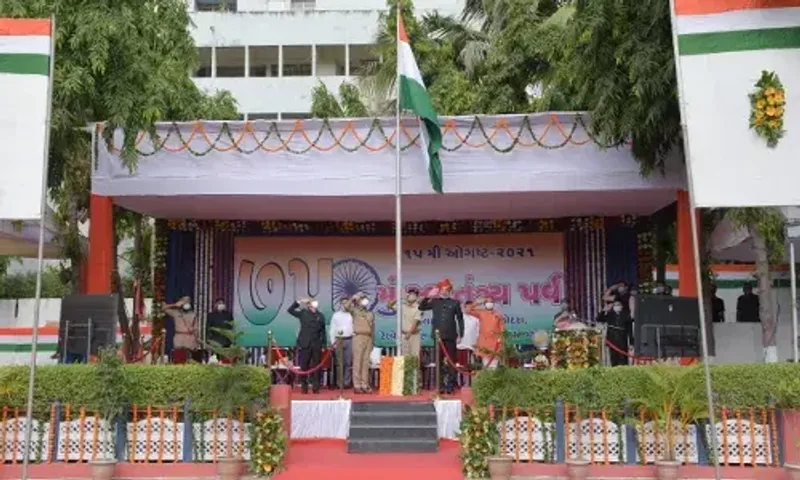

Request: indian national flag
left=398, top=16, right=443, bottom=194
left=672, top=0, right=800, bottom=208
left=0, top=18, right=52, bottom=220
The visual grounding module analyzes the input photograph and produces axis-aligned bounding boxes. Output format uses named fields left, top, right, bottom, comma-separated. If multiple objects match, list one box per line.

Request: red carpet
left=274, top=440, right=464, bottom=480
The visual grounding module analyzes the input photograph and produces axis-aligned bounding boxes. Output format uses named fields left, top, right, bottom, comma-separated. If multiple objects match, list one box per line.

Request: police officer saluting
left=419, top=279, right=464, bottom=395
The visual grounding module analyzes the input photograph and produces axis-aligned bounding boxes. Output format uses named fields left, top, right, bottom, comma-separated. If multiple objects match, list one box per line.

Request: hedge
left=0, top=364, right=271, bottom=415
left=472, top=363, right=800, bottom=410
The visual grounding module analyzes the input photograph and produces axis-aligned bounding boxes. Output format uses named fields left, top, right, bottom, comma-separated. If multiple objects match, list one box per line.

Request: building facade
left=186, top=0, right=464, bottom=119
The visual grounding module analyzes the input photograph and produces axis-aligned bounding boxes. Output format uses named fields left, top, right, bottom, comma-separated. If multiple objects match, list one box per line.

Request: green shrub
left=472, top=363, right=800, bottom=411
left=0, top=364, right=271, bottom=416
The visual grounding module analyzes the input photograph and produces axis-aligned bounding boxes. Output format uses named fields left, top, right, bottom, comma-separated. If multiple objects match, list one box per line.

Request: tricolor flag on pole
left=0, top=18, right=53, bottom=220
left=398, top=16, right=443, bottom=194
left=671, top=0, right=800, bottom=208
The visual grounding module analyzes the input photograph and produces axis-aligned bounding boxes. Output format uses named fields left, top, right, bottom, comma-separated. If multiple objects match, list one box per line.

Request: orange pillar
left=87, top=194, right=114, bottom=294
left=676, top=190, right=698, bottom=297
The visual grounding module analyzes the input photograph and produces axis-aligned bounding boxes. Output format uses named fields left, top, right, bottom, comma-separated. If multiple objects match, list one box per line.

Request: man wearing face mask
left=419, top=279, right=464, bottom=394
left=471, top=297, right=505, bottom=369
left=399, top=289, right=423, bottom=357
left=288, top=297, right=327, bottom=394
left=600, top=299, right=633, bottom=367
left=206, top=297, right=233, bottom=362
left=329, top=298, right=354, bottom=389
left=164, top=296, right=199, bottom=364
left=348, top=293, right=375, bottom=394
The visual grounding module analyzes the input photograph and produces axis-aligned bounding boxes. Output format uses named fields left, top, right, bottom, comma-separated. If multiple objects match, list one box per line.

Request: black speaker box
left=634, top=294, right=701, bottom=358
left=58, top=294, right=118, bottom=356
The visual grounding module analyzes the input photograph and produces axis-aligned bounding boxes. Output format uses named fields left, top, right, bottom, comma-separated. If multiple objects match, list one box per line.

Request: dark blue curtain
left=605, top=225, right=638, bottom=288
left=165, top=230, right=196, bottom=353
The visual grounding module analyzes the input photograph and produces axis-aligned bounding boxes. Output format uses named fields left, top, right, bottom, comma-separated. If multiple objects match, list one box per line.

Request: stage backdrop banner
left=673, top=1, right=800, bottom=208
left=233, top=233, right=564, bottom=347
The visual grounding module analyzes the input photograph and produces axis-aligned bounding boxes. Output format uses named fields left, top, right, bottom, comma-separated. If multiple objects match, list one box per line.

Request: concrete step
left=347, top=437, right=439, bottom=453
left=349, top=424, right=438, bottom=440
left=349, top=410, right=438, bottom=426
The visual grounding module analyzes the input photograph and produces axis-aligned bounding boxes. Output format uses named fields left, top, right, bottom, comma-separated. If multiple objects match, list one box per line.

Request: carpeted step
left=349, top=410, right=438, bottom=427
left=347, top=401, right=439, bottom=453
left=347, top=437, right=439, bottom=453
left=349, top=424, right=438, bottom=440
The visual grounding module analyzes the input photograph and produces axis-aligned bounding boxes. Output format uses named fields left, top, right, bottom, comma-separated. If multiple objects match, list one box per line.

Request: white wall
left=187, top=0, right=462, bottom=13
left=0, top=298, right=153, bottom=328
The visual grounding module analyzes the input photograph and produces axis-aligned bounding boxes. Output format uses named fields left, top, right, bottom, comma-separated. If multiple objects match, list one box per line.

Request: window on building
left=283, top=46, right=313, bottom=77
left=249, top=46, right=280, bottom=77
left=249, top=113, right=279, bottom=120
left=316, top=45, right=345, bottom=77
left=216, top=47, right=245, bottom=77
left=195, top=47, right=213, bottom=78
left=282, top=112, right=311, bottom=120
left=348, top=45, right=379, bottom=76
left=290, top=0, right=316, bottom=11
left=196, top=0, right=238, bottom=12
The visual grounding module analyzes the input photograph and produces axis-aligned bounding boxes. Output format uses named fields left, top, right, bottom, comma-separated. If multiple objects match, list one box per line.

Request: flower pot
left=217, top=457, right=246, bottom=480
left=90, top=459, right=116, bottom=480
left=786, top=463, right=800, bottom=480
left=655, top=460, right=681, bottom=480
left=566, top=459, right=590, bottom=480
left=487, top=455, right=513, bottom=480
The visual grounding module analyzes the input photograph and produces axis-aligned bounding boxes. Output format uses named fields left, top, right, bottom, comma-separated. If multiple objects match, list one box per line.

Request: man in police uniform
left=347, top=293, right=375, bottom=394
left=419, top=279, right=464, bottom=394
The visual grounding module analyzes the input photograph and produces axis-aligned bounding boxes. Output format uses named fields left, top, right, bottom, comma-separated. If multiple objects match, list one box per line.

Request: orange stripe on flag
left=676, top=0, right=800, bottom=15
left=0, top=18, right=51, bottom=36
left=398, top=15, right=409, bottom=43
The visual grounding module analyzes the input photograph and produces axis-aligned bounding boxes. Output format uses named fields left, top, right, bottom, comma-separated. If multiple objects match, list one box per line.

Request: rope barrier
left=269, top=341, right=339, bottom=376
left=436, top=338, right=500, bottom=376
left=603, top=338, right=653, bottom=364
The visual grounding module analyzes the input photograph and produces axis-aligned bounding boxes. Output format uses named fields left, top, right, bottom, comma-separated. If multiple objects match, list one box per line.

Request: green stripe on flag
left=0, top=53, right=49, bottom=75
left=399, top=76, right=443, bottom=194
left=0, top=343, right=58, bottom=353
left=679, top=27, right=800, bottom=56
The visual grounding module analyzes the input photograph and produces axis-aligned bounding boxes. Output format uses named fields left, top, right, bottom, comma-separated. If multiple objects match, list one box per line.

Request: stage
left=289, top=390, right=463, bottom=440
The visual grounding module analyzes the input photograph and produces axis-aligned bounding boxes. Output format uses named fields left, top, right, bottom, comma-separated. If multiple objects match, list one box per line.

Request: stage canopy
left=92, top=113, right=686, bottom=221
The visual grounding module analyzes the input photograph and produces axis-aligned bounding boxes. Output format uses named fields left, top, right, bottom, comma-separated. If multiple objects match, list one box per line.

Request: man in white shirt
left=457, top=301, right=480, bottom=353
left=329, top=299, right=354, bottom=389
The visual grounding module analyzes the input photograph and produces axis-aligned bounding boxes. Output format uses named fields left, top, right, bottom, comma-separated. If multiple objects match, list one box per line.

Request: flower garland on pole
left=248, top=407, right=287, bottom=477
left=749, top=71, right=786, bottom=148
left=550, top=330, right=601, bottom=369
left=152, top=220, right=169, bottom=338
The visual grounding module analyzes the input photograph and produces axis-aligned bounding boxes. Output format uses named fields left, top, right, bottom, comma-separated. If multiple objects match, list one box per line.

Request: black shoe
left=301, top=385, right=309, bottom=394
left=312, top=387, right=320, bottom=394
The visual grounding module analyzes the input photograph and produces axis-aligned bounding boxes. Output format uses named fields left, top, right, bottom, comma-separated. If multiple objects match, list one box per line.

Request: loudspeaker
left=58, top=294, right=118, bottom=357
left=634, top=295, right=701, bottom=358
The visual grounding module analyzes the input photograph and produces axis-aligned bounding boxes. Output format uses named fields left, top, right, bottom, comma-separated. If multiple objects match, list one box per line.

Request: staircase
left=347, top=402, right=439, bottom=453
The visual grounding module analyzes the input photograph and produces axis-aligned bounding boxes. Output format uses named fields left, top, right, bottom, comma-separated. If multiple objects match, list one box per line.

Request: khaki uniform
left=165, top=309, right=198, bottom=350
left=401, top=303, right=422, bottom=357
left=350, top=306, right=374, bottom=390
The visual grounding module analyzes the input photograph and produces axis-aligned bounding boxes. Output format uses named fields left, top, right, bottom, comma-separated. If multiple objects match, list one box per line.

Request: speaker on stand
left=58, top=294, right=119, bottom=363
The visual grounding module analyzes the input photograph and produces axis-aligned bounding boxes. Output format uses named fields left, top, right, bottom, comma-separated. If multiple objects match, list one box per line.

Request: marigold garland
left=248, top=408, right=287, bottom=477
left=749, top=70, right=786, bottom=148
left=550, top=330, right=601, bottom=369
left=458, top=406, right=499, bottom=479
left=379, top=357, right=394, bottom=395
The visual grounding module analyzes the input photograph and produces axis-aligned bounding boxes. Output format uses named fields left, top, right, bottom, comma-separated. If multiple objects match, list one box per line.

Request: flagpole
left=667, top=1, right=720, bottom=479
left=394, top=1, right=404, bottom=353
left=22, top=15, right=56, bottom=480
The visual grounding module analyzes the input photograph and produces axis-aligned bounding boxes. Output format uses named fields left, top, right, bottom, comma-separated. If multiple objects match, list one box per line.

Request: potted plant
left=565, top=376, right=596, bottom=480
left=776, top=377, right=800, bottom=479
left=206, top=323, right=252, bottom=480
left=458, top=405, right=511, bottom=479
left=248, top=403, right=288, bottom=477
left=633, top=366, right=708, bottom=480
left=90, top=348, right=129, bottom=480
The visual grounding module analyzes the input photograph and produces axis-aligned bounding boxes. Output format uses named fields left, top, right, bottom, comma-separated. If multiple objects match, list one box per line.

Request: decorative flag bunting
left=0, top=18, right=52, bottom=220
left=671, top=0, right=800, bottom=207
left=398, top=16, right=443, bottom=194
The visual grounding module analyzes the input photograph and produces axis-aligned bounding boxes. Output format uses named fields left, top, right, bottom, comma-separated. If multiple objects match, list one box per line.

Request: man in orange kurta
left=470, top=297, right=505, bottom=369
